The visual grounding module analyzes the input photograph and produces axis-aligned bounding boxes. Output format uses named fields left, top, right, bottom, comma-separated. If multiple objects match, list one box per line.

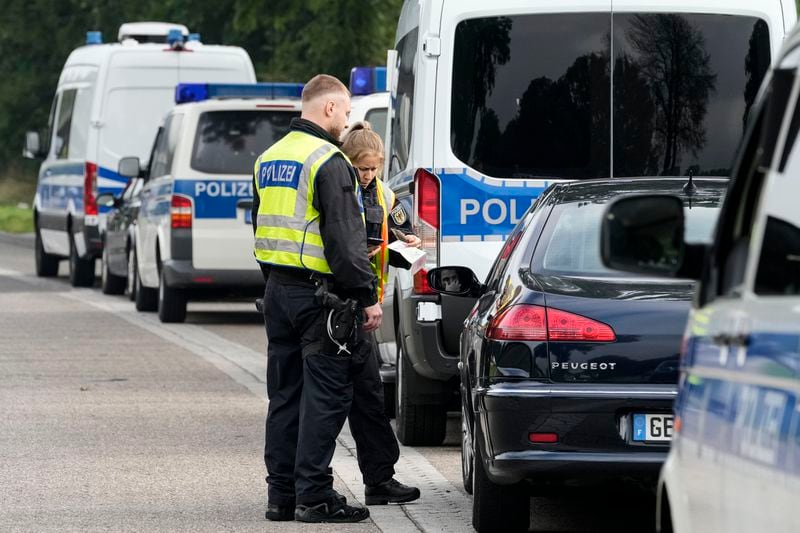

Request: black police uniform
left=252, top=118, right=377, bottom=512
left=347, top=179, right=414, bottom=489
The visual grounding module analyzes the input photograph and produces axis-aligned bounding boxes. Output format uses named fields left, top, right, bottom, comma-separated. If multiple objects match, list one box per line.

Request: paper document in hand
left=387, top=240, right=427, bottom=274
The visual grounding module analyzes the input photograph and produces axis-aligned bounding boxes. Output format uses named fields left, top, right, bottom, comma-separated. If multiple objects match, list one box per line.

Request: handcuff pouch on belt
left=314, top=278, right=360, bottom=356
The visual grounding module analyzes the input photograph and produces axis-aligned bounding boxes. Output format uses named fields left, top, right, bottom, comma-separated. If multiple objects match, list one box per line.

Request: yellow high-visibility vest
left=253, top=130, right=355, bottom=273
left=372, top=179, right=395, bottom=303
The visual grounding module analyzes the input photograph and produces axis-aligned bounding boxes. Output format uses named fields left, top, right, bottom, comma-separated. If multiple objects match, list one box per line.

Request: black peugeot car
left=427, top=178, right=726, bottom=533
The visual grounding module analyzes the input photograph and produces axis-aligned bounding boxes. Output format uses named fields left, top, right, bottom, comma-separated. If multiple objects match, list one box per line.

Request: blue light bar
left=86, top=31, right=103, bottom=45
left=349, top=66, right=387, bottom=96
left=167, top=29, right=183, bottom=45
left=175, top=83, right=305, bottom=104
left=188, top=33, right=201, bottom=42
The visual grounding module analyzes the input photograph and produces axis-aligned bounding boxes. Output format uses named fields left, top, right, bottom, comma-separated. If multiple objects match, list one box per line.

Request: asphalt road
left=0, top=235, right=656, bottom=532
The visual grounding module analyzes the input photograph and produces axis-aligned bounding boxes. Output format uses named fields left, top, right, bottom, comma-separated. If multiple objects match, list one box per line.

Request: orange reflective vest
left=372, top=179, right=395, bottom=303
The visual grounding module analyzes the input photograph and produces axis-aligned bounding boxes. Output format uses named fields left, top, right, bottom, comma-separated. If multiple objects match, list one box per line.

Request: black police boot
left=294, top=494, right=370, bottom=523
left=364, top=478, right=421, bottom=505
left=265, top=501, right=294, bottom=521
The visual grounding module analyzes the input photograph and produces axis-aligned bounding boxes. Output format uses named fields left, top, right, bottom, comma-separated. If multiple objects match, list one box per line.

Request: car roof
left=552, top=177, right=728, bottom=204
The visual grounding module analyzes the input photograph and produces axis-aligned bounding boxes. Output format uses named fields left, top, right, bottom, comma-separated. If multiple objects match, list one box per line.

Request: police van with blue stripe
left=383, top=0, right=795, bottom=446
left=602, top=18, right=800, bottom=531
left=23, top=22, right=256, bottom=287
left=129, top=83, right=301, bottom=323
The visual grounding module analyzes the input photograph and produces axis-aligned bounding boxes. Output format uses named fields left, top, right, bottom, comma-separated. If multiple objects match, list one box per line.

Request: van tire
left=134, top=250, right=157, bottom=312
left=34, top=228, right=60, bottom=277
left=473, top=423, right=529, bottom=532
left=126, top=245, right=137, bottom=301
left=68, top=231, right=95, bottom=287
left=158, top=268, right=186, bottom=323
left=101, top=247, right=126, bottom=295
left=395, top=330, right=447, bottom=446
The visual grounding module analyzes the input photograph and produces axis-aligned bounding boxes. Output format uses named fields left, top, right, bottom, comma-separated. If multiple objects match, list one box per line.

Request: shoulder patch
left=390, top=204, right=407, bottom=225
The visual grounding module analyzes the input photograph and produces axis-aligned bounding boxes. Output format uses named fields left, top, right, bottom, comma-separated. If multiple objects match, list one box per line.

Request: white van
left=129, top=83, right=302, bottom=323
left=24, top=22, right=256, bottom=287
left=382, top=0, right=796, bottom=446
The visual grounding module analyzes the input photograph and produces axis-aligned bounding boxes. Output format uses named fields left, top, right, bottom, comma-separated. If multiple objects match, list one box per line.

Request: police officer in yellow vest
left=251, top=75, right=381, bottom=524
left=339, top=122, right=421, bottom=506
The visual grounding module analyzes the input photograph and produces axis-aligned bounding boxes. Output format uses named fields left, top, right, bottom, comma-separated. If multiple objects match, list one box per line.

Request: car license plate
left=632, top=414, right=673, bottom=442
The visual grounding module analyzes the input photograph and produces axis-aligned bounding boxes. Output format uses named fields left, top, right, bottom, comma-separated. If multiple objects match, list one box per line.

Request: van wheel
left=101, top=247, right=126, bottom=295
left=68, top=231, right=95, bottom=287
left=395, top=329, right=447, bottom=446
left=134, top=250, right=157, bottom=312
left=126, top=245, right=136, bottom=301
left=34, top=228, right=59, bottom=277
left=473, top=423, right=529, bottom=532
left=158, top=268, right=186, bottom=323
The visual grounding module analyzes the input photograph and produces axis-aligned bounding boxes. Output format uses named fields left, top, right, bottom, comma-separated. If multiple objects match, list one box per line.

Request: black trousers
left=262, top=273, right=399, bottom=505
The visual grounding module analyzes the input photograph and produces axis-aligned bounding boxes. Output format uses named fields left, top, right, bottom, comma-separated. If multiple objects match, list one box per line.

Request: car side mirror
left=118, top=156, right=141, bottom=179
left=95, top=192, right=118, bottom=209
left=427, top=266, right=484, bottom=297
left=601, top=194, right=687, bottom=277
left=23, top=131, right=42, bottom=159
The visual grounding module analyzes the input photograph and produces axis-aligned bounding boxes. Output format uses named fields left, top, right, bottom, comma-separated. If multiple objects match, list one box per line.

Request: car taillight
left=412, top=169, right=439, bottom=294
left=83, top=162, right=98, bottom=216
left=170, top=194, right=193, bottom=229
left=487, top=305, right=615, bottom=342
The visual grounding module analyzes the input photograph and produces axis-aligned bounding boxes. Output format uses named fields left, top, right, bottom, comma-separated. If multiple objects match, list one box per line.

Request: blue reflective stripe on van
left=437, top=169, right=549, bottom=240
left=680, top=331, right=800, bottom=476
left=97, top=165, right=132, bottom=185
left=173, top=179, right=254, bottom=219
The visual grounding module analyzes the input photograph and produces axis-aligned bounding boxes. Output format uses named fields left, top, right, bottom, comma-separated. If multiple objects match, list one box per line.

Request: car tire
left=101, top=247, right=126, bottom=295
left=126, top=245, right=136, bottom=301
left=68, top=230, right=95, bottom=287
left=395, top=329, right=447, bottom=446
left=34, top=227, right=59, bottom=277
left=472, top=423, right=529, bottom=533
left=157, top=267, right=186, bottom=323
left=461, top=398, right=474, bottom=494
left=133, top=249, right=157, bottom=312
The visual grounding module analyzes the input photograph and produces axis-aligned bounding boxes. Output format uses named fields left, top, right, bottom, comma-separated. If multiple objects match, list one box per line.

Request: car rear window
left=191, top=110, right=299, bottom=175
left=538, top=188, right=724, bottom=275
left=451, top=13, right=770, bottom=179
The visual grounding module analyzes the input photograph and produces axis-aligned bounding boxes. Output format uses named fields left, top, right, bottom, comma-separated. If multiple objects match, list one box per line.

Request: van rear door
left=185, top=105, right=300, bottom=271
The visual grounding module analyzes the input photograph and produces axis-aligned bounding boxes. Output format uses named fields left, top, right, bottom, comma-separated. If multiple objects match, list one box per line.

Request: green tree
left=0, top=0, right=402, bottom=180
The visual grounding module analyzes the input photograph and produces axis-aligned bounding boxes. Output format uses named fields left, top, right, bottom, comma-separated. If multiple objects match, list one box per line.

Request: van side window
left=149, top=115, right=183, bottom=178
left=42, top=96, right=57, bottom=156
left=54, top=90, right=77, bottom=159
left=390, top=28, right=418, bottom=174
left=710, top=70, right=793, bottom=299
left=755, top=76, right=800, bottom=296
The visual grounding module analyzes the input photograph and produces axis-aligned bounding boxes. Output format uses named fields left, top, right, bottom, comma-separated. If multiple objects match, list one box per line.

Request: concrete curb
left=0, top=232, right=34, bottom=248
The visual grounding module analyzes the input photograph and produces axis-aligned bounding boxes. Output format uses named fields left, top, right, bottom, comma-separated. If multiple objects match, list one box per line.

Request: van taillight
left=487, top=305, right=615, bottom=342
left=170, top=194, right=193, bottom=229
left=412, top=169, right=439, bottom=294
left=83, top=162, right=98, bottom=216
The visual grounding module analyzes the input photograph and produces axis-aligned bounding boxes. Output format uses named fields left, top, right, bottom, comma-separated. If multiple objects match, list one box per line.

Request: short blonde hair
left=341, top=121, right=384, bottom=165
left=302, top=74, right=350, bottom=104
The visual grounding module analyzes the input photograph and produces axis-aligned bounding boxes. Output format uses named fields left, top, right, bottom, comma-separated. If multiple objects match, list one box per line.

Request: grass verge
left=0, top=205, right=34, bottom=233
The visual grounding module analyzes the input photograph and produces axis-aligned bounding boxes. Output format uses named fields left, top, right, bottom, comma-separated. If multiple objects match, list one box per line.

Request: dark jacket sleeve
left=251, top=172, right=259, bottom=236
left=314, top=154, right=377, bottom=307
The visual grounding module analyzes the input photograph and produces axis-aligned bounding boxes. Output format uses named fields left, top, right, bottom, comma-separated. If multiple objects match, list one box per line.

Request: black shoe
left=265, top=502, right=294, bottom=521
left=364, top=478, right=421, bottom=505
left=295, top=496, right=370, bottom=523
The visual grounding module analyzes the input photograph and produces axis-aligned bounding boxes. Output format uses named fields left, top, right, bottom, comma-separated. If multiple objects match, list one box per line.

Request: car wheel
left=101, top=246, right=126, bottom=295
left=157, top=267, right=186, bottom=323
left=394, top=328, right=447, bottom=446
left=34, top=227, right=59, bottom=277
left=68, top=230, right=95, bottom=287
left=126, top=245, right=136, bottom=301
left=472, top=423, right=529, bottom=532
left=461, top=398, right=474, bottom=494
left=133, top=249, right=157, bottom=312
